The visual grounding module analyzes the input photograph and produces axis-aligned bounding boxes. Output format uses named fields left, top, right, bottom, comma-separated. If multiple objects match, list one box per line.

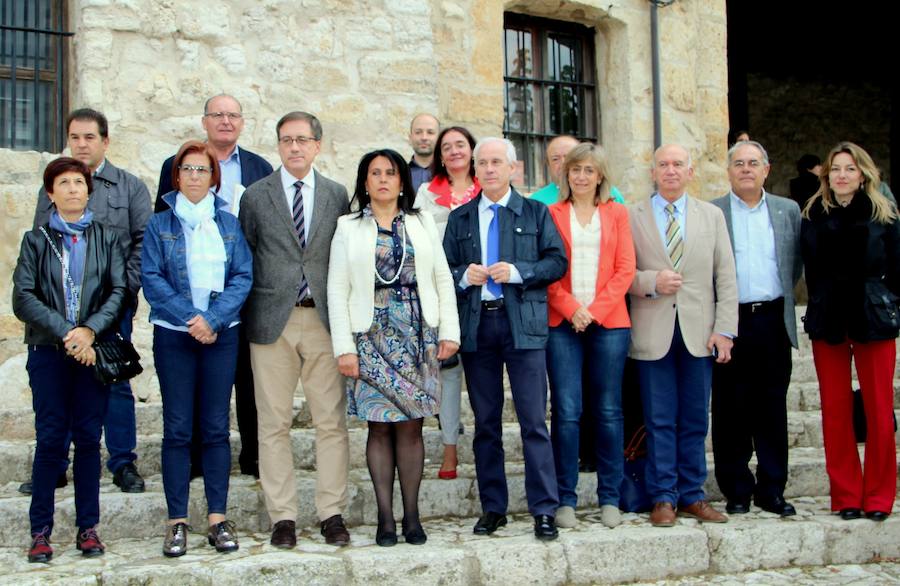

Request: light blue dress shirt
left=729, top=191, right=782, bottom=303
left=652, top=192, right=687, bottom=248
left=458, top=189, right=523, bottom=300
left=217, top=147, right=242, bottom=209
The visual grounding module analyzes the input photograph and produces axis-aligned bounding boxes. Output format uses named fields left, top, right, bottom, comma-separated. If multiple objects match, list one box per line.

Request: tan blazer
left=327, top=210, right=460, bottom=357
left=627, top=195, right=738, bottom=360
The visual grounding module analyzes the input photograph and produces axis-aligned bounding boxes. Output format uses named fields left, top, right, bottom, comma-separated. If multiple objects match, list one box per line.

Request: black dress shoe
left=839, top=508, right=863, bottom=520
left=473, top=512, right=507, bottom=535
left=18, top=473, right=67, bottom=495
left=533, top=515, right=558, bottom=541
left=112, top=463, right=145, bottom=493
left=754, top=496, right=796, bottom=517
left=270, top=520, right=297, bottom=548
left=866, top=511, right=889, bottom=522
left=726, top=501, right=750, bottom=514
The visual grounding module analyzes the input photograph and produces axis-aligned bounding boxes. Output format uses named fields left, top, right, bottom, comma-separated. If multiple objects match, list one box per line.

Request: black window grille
left=1, top=0, right=71, bottom=152
left=503, top=12, right=598, bottom=189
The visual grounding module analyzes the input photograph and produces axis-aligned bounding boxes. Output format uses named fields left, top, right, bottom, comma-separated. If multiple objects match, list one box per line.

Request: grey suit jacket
left=239, top=168, right=350, bottom=344
left=711, top=191, right=802, bottom=347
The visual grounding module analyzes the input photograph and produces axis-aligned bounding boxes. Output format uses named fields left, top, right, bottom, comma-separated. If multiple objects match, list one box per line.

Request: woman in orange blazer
left=546, top=143, right=636, bottom=529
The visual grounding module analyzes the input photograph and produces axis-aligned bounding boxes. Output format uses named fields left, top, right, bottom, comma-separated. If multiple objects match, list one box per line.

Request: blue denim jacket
left=141, top=192, right=252, bottom=332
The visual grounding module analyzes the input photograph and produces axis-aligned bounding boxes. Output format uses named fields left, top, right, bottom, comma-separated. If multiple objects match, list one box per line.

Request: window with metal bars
left=503, top=12, right=598, bottom=190
left=1, top=0, right=71, bottom=152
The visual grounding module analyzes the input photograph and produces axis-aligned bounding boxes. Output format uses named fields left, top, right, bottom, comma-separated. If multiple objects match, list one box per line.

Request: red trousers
left=812, top=338, right=897, bottom=513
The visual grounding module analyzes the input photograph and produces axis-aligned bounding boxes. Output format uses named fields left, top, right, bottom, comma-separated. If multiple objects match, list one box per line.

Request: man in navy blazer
left=443, top=137, right=567, bottom=540
left=154, top=93, right=273, bottom=480
left=710, top=140, right=802, bottom=517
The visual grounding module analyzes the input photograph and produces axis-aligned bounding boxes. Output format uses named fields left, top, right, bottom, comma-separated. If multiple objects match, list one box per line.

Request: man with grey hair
left=628, top=143, right=738, bottom=527
left=710, top=140, right=801, bottom=517
left=155, top=93, right=274, bottom=481
left=443, top=137, right=567, bottom=540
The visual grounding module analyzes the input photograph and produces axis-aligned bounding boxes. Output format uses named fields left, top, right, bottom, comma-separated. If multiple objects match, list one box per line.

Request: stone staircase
left=0, top=310, right=898, bottom=584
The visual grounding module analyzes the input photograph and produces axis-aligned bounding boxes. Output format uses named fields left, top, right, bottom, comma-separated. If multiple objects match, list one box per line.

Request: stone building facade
left=0, top=0, right=728, bottom=393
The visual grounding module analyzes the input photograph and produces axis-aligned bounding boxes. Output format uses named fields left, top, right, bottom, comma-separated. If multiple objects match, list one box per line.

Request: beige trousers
left=250, top=306, right=349, bottom=524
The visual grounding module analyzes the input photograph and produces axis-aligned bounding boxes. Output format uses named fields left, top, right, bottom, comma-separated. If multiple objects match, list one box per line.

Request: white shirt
left=652, top=192, right=688, bottom=247
left=280, top=166, right=316, bottom=243
left=458, top=189, right=523, bottom=300
left=569, top=207, right=601, bottom=307
left=729, top=191, right=783, bottom=303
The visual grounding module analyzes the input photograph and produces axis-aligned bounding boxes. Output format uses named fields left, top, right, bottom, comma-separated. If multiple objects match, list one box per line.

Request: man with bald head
left=155, top=93, right=274, bottom=480
left=530, top=135, right=624, bottom=205
left=628, top=143, right=738, bottom=526
left=710, top=141, right=801, bottom=517
left=443, top=137, right=567, bottom=540
left=408, top=113, right=439, bottom=193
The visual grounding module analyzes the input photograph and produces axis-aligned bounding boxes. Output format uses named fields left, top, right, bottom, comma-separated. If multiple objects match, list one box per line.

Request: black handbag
left=852, top=387, right=898, bottom=443
left=619, top=425, right=652, bottom=513
left=93, top=333, right=143, bottom=385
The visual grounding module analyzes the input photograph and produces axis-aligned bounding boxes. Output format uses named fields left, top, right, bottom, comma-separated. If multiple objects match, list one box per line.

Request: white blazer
left=327, top=210, right=461, bottom=357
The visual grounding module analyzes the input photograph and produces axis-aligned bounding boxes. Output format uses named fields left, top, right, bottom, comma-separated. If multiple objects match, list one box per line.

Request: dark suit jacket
left=238, top=168, right=349, bottom=344
left=154, top=145, right=273, bottom=211
left=711, top=192, right=802, bottom=348
left=442, top=188, right=567, bottom=352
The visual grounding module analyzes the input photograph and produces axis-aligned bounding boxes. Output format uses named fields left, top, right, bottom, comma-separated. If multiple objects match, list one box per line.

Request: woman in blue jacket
left=142, top=140, right=252, bottom=557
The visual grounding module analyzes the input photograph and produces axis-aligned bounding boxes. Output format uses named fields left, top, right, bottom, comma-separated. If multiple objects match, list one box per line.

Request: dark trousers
left=636, top=320, right=712, bottom=506
left=154, top=326, right=238, bottom=519
left=712, top=300, right=791, bottom=504
left=461, top=307, right=559, bottom=516
left=190, top=325, right=257, bottom=477
left=27, top=346, right=108, bottom=535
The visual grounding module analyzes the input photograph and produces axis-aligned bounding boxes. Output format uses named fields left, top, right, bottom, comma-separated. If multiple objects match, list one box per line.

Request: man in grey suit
left=710, top=140, right=802, bottom=517
left=239, top=111, right=351, bottom=548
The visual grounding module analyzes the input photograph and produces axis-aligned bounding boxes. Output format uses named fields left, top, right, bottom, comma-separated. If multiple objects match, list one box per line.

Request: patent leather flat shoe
left=437, top=468, right=457, bottom=480
left=866, top=511, right=889, bottom=522
left=375, top=524, right=397, bottom=547
left=402, top=519, right=427, bottom=545
left=839, top=508, right=862, bottom=520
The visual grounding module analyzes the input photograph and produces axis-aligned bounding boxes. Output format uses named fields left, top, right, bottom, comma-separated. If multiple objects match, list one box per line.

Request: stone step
left=0, top=446, right=893, bottom=548
left=1, top=498, right=899, bottom=585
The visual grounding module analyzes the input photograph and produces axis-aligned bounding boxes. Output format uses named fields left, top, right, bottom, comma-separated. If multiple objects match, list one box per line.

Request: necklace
left=374, top=218, right=408, bottom=285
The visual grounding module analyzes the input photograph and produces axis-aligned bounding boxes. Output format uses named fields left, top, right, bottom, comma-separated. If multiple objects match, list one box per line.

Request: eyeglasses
left=204, top=112, right=243, bottom=120
left=178, top=164, right=212, bottom=175
left=279, top=135, right=319, bottom=146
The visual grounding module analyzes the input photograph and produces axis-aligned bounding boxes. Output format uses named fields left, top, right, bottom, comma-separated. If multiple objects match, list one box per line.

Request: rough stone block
left=343, top=545, right=475, bottom=585
left=212, top=551, right=346, bottom=585
left=705, top=520, right=826, bottom=573
left=821, top=515, right=900, bottom=564
left=464, top=534, right=568, bottom=585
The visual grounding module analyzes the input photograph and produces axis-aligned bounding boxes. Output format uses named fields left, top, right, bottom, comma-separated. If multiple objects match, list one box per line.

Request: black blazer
left=13, top=222, right=127, bottom=345
left=801, top=193, right=900, bottom=343
left=154, top=146, right=274, bottom=211
left=442, top=189, right=567, bottom=352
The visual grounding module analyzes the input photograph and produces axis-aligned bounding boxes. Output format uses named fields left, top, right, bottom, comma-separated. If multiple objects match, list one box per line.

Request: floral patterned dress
left=346, top=211, right=441, bottom=422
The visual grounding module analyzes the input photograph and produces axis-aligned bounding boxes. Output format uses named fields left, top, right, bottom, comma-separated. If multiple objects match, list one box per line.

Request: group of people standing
left=12, top=96, right=898, bottom=565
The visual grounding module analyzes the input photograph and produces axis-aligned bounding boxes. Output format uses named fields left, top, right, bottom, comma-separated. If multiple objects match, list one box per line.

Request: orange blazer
left=547, top=200, right=636, bottom=328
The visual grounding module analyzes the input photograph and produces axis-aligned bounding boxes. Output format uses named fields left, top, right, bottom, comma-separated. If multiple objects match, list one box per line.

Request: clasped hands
left=466, top=262, right=514, bottom=286
left=187, top=315, right=217, bottom=345
left=64, top=326, right=96, bottom=366
left=338, top=340, right=460, bottom=379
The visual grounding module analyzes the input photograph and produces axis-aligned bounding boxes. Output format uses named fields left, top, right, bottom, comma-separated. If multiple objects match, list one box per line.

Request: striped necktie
left=665, top=203, right=683, bottom=270
left=293, top=181, right=309, bottom=301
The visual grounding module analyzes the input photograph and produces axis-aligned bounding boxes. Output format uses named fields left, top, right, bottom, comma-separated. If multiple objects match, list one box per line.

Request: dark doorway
left=727, top=1, right=896, bottom=195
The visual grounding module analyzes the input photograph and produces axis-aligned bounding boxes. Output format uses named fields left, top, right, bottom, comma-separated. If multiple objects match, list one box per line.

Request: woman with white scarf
left=141, top=140, right=252, bottom=557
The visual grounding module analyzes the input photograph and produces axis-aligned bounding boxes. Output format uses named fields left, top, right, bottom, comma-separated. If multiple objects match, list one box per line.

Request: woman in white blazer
left=328, top=149, right=460, bottom=547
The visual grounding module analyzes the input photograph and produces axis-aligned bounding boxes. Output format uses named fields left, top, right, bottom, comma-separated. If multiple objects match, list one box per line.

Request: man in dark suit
left=239, top=111, right=351, bottom=548
left=443, top=137, right=567, bottom=540
left=156, top=93, right=273, bottom=479
left=711, top=140, right=802, bottom=517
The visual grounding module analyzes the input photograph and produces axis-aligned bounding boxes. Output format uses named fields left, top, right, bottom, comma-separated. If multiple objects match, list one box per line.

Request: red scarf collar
left=428, top=175, right=482, bottom=208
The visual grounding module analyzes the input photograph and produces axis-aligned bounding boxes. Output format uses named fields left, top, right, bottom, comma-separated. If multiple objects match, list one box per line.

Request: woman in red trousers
left=801, top=141, right=899, bottom=521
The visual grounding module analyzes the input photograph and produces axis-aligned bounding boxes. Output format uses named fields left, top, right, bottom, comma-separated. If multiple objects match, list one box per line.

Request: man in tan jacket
left=628, top=144, right=738, bottom=527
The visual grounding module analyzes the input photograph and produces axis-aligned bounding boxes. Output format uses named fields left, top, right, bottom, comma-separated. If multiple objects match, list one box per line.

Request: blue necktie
left=486, top=203, right=502, bottom=298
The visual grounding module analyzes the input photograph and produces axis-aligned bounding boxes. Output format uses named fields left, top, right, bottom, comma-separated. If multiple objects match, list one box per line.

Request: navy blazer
left=154, top=146, right=274, bottom=211
left=442, top=188, right=567, bottom=352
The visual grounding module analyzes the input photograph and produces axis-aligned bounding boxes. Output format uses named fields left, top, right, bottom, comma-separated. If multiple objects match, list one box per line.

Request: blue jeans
left=547, top=322, right=629, bottom=507
left=154, top=326, right=238, bottom=519
left=60, top=305, right=138, bottom=475
left=27, top=346, right=108, bottom=535
left=636, top=322, right=713, bottom=506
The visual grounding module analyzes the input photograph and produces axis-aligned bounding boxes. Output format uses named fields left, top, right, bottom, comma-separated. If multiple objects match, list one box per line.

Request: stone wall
left=746, top=73, right=892, bottom=197
left=0, top=0, right=729, bottom=394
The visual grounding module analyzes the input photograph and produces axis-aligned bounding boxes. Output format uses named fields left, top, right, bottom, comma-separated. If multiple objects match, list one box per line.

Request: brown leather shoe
left=270, top=520, right=296, bottom=548
left=677, top=500, right=728, bottom=523
left=650, top=502, right=676, bottom=527
left=320, top=514, right=350, bottom=546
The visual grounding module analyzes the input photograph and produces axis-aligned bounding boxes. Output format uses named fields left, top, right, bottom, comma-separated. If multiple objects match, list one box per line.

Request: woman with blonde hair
left=546, top=143, right=636, bottom=528
left=801, top=141, right=899, bottom=521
